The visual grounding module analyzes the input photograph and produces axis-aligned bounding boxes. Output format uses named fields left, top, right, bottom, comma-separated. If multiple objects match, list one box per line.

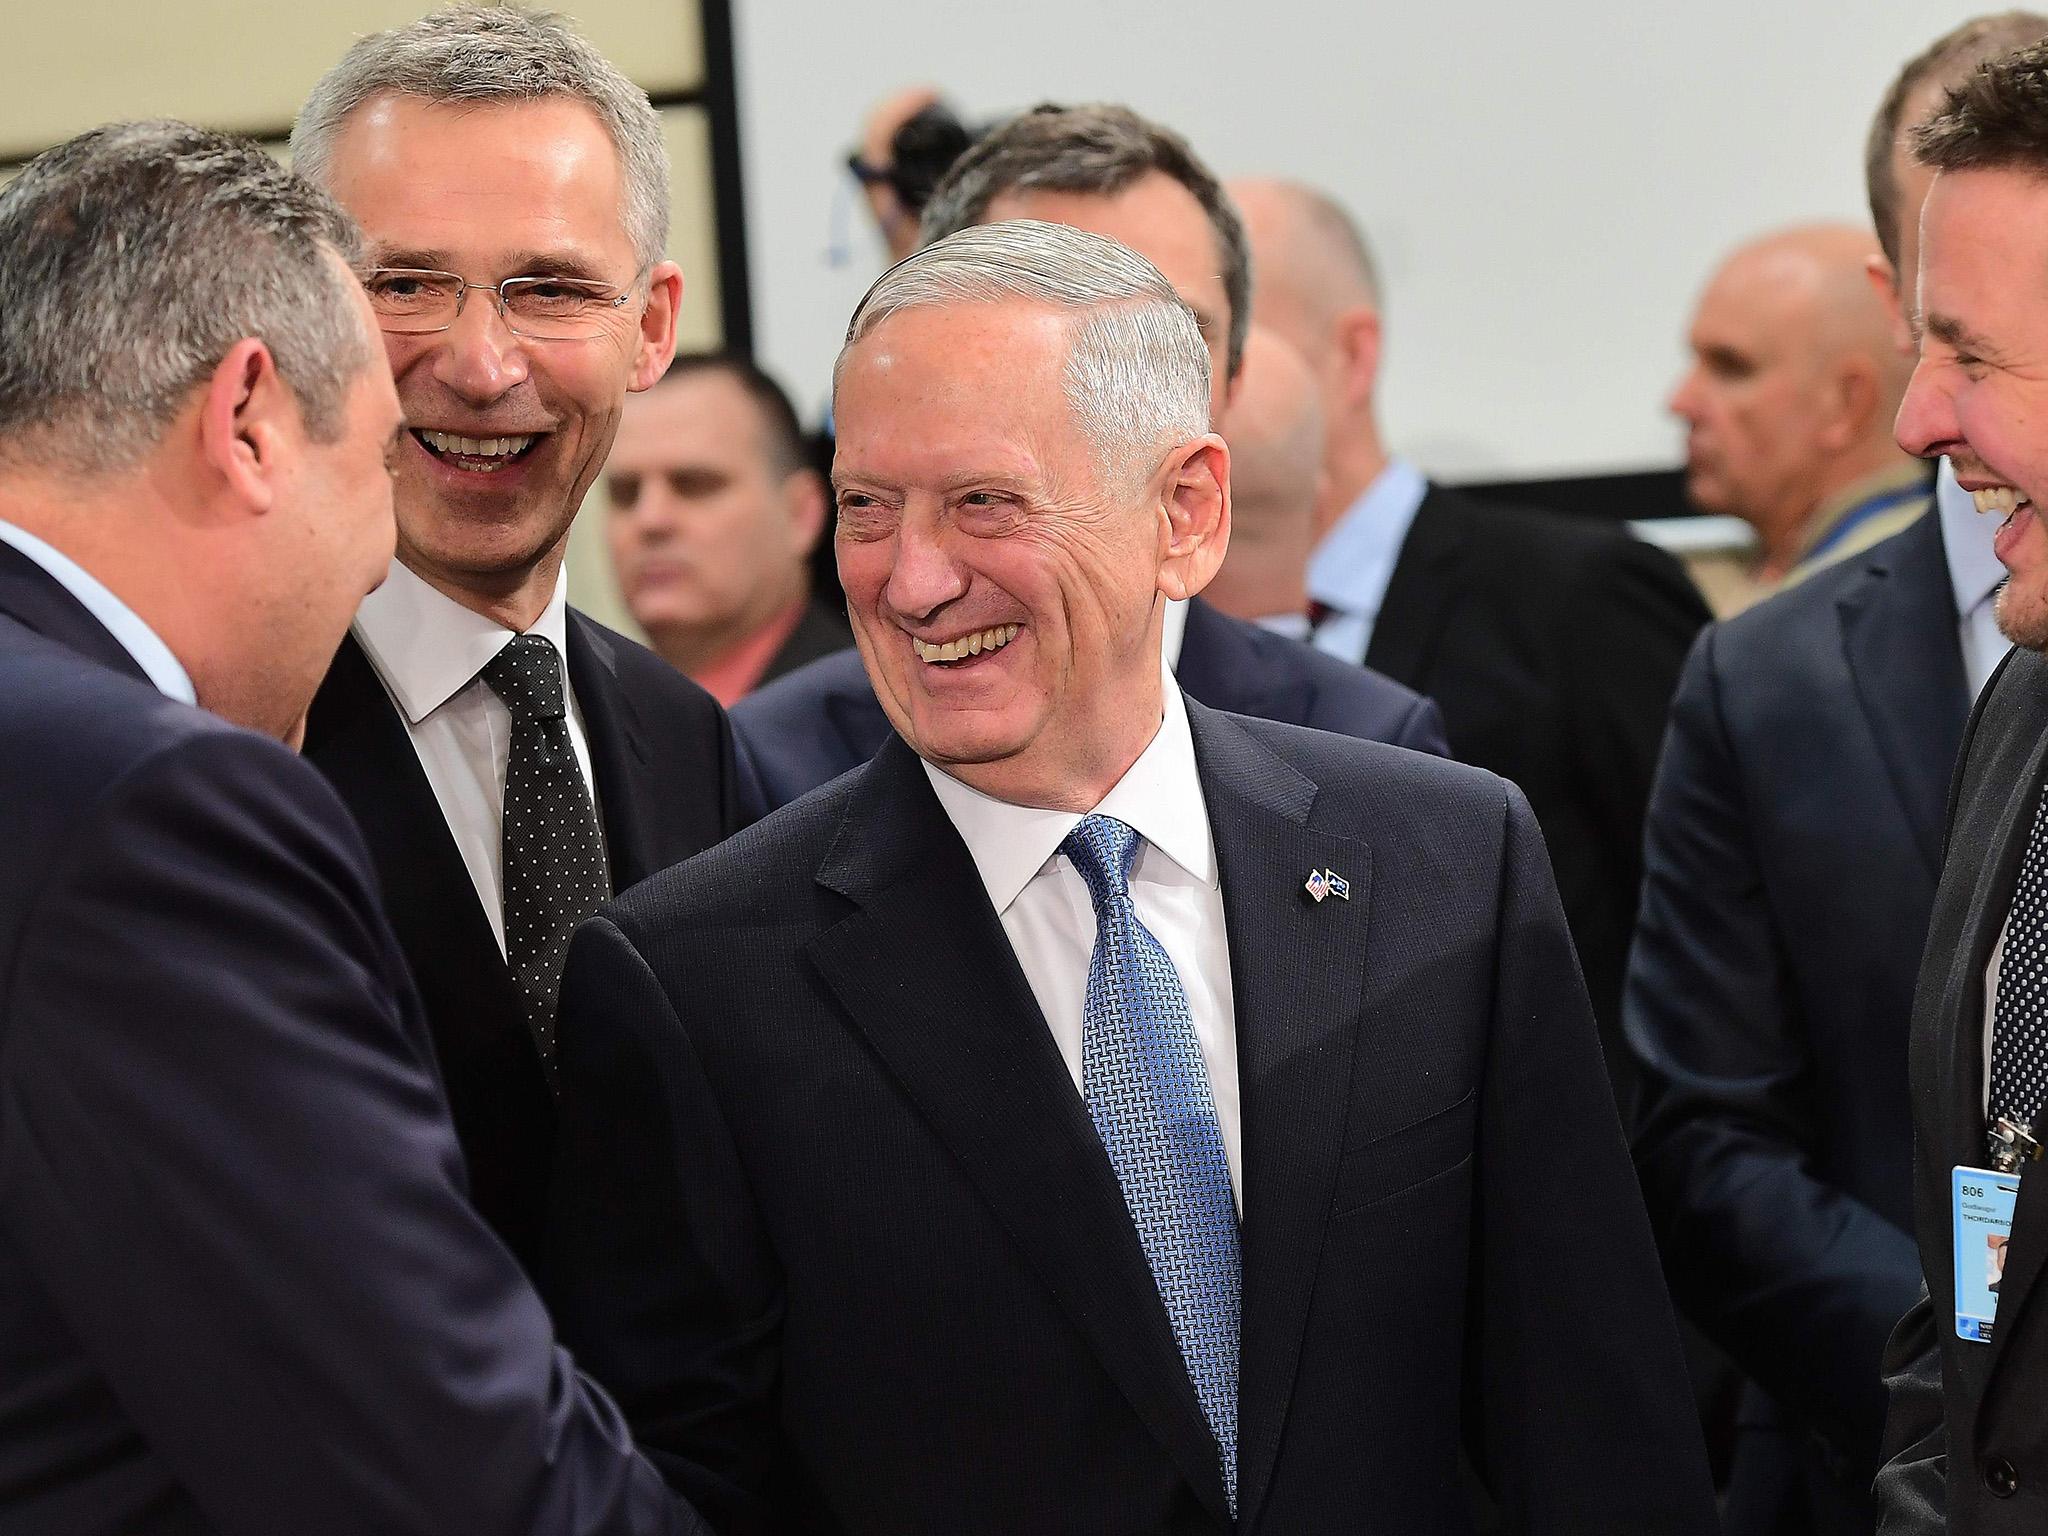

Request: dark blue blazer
left=1625, top=510, right=1969, bottom=1529
left=0, top=543, right=690, bottom=1536
left=729, top=596, right=1447, bottom=817
left=541, top=698, right=1715, bottom=1534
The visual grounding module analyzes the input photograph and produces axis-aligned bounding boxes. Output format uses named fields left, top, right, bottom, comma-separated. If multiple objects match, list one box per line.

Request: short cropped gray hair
left=842, top=220, right=1210, bottom=486
left=0, top=120, right=370, bottom=475
left=292, top=3, right=669, bottom=268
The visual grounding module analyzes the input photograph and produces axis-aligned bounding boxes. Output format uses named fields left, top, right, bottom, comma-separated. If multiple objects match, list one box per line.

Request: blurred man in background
left=0, top=119, right=693, bottom=1536
left=604, top=353, right=847, bottom=705
left=1670, top=223, right=1929, bottom=613
left=1232, top=175, right=1709, bottom=1079
left=1203, top=325, right=1324, bottom=634
left=291, top=4, right=742, bottom=1276
left=1627, top=17, right=2038, bottom=1534
left=848, top=85, right=976, bottom=264
left=735, top=104, right=1447, bottom=817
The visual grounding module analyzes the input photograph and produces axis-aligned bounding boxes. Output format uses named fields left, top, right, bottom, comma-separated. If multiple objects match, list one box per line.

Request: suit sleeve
left=1562, top=533, right=1710, bottom=909
left=0, top=732, right=690, bottom=1536
left=541, top=913, right=785, bottom=1534
left=1466, top=782, right=1719, bottom=1533
left=1397, top=694, right=1452, bottom=759
left=1624, top=628, right=1920, bottom=1471
left=1874, top=1284, right=1947, bottom=1532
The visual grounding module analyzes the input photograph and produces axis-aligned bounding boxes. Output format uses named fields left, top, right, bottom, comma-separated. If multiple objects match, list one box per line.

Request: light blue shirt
left=1934, top=459, right=2010, bottom=702
left=0, top=517, right=194, bottom=704
left=1305, top=457, right=1427, bottom=666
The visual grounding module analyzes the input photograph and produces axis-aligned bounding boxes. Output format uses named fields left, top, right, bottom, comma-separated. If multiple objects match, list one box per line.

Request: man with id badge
left=1878, top=40, right=2048, bottom=1532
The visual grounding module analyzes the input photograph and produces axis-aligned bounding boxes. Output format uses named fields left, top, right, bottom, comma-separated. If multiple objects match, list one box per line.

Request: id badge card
left=1953, top=1165, right=2021, bottom=1343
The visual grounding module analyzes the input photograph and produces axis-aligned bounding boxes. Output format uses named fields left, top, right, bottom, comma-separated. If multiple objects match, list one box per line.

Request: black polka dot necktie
left=1990, top=787, right=2048, bottom=1168
left=480, top=634, right=610, bottom=1067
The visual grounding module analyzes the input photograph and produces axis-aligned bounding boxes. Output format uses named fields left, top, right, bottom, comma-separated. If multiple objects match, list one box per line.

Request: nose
left=882, top=511, right=968, bottom=622
left=1894, top=354, right=1957, bottom=460
left=1667, top=365, right=1702, bottom=423
left=432, top=288, right=531, bottom=402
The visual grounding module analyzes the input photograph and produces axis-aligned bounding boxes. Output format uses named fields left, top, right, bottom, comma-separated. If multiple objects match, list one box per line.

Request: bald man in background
left=1204, top=327, right=1322, bottom=633
left=1232, top=176, right=1709, bottom=1075
left=1670, top=223, right=1929, bottom=615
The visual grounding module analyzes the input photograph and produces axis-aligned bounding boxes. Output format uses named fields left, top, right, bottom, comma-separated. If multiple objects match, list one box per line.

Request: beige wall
left=2, top=0, right=727, bottom=637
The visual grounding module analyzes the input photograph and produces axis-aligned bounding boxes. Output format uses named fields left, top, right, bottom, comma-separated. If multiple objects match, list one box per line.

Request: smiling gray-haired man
left=289, top=4, right=743, bottom=1279
left=539, top=218, right=1717, bottom=1535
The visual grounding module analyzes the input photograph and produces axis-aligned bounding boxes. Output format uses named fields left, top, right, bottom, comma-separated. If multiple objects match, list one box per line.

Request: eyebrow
left=364, top=245, right=611, bottom=283
left=1922, top=310, right=1999, bottom=357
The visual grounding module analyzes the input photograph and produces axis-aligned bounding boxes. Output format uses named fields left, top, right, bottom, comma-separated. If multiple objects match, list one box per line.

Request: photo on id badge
left=1953, top=1165, right=2020, bottom=1343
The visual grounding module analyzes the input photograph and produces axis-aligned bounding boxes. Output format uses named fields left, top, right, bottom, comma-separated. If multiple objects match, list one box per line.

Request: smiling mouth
left=1974, top=485, right=2032, bottom=517
left=413, top=428, right=544, bottom=474
left=911, top=623, right=1021, bottom=665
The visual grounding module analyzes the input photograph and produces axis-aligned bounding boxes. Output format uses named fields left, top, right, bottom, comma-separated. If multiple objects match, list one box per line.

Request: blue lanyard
left=1805, top=483, right=1927, bottom=565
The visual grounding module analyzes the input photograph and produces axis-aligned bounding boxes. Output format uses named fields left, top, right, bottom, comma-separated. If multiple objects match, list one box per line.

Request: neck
left=1753, top=446, right=1918, bottom=581
left=401, top=540, right=566, bottom=633
left=651, top=572, right=809, bottom=679
left=1316, top=414, right=1390, bottom=541
left=946, top=666, right=1165, bottom=813
left=1198, top=546, right=1309, bottom=626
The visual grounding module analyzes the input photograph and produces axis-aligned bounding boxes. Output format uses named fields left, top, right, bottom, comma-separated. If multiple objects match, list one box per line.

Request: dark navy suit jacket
left=1625, top=511, right=1968, bottom=1531
left=730, top=596, right=1448, bottom=817
left=0, top=542, right=690, bottom=1536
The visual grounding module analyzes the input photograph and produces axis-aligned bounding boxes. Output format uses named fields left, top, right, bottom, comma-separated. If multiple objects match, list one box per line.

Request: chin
left=1997, top=580, right=2048, bottom=653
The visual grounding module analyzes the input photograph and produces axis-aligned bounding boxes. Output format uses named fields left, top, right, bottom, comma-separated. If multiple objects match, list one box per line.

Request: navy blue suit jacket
left=1625, top=511, right=1968, bottom=1527
left=0, top=543, right=691, bottom=1536
left=730, top=596, right=1447, bottom=817
left=541, top=698, right=1715, bottom=1534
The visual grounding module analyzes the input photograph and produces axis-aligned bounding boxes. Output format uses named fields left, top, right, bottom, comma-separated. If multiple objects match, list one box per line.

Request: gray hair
left=842, top=220, right=1210, bottom=485
left=919, top=104, right=1252, bottom=382
left=291, top=3, right=669, bottom=268
left=0, top=120, right=370, bottom=475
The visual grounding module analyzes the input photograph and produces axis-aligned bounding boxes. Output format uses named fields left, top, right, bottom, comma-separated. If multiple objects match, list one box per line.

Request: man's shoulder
left=567, top=604, right=724, bottom=726
left=1208, top=704, right=1511, bottom=824
left=732, top=644, right=876, bottom=730
left=1429, top=484, right=1689, bottom=584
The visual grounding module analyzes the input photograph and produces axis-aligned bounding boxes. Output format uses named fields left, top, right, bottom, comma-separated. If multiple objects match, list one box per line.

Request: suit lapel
left=565, top=610, right=657, bottom=892
left=1185, top=703, right=1371, bottom=1529
left=1837, top=512, right=1970, bottom=876
left=0, top=540, right=153, bottom=685
left=1364, top=484, right=1468, bottom=688
left=302, top=634, right=525, bottom=1039
left=804, top=739, right=1233, bottom=1525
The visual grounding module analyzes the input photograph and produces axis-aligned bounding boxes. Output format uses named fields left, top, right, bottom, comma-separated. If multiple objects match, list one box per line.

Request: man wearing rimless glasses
left=291, top=4, right=743, bottom=1276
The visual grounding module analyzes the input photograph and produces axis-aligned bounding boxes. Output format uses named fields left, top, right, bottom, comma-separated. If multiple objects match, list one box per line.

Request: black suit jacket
left=1879, top=644, right=2048, bottom=1534
left=0, top=543, right=688, bottom=1536
left=729, top=595, right=1449, bottom=817
left=302, top=611, right=742, bottom=1272
left=1364, top=484, right=1710, bottom=1070
left=540, top=701, right=1716, bottom=1534
left=1625, top=512, right=1967, bottom=1530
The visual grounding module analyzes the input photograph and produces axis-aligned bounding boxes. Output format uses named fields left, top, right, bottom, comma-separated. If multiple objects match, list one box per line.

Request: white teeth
left=419, top=429, right=537, bottom=461
left=1974, top=486, right=2023, bottom=516
left=912, top=623, right=1021, bottom=664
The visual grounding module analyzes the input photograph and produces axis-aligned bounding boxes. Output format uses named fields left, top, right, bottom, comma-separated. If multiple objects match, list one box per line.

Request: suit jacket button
left=1986, top=1456, right=2020, bottom=1498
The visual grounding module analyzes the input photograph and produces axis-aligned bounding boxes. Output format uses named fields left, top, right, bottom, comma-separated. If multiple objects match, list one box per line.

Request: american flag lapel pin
left=1304, top=869, right=1330, bottom=903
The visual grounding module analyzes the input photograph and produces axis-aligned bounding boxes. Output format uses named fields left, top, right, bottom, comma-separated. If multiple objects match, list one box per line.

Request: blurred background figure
left=605, top=353, right=847, bottom=705
left=1232, top=174, right=1709, bottom=1081
left=1627, top=16, right=2041, bottom=1536
left=1670, top=223, right=1928, bottom=615
left=848, top=86, right=976, bottom=264
left=1205, top=325, right=1323, bottom=634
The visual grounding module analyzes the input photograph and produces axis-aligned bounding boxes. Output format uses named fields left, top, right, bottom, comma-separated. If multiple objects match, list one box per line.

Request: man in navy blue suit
left=0, top=123, right=694, bottom=1536
left=1622, top=16, right=2037, bottom=1533
left=542, top=218, right=1715, bottom=1535
left=732, top=105, right=1444, bottom=816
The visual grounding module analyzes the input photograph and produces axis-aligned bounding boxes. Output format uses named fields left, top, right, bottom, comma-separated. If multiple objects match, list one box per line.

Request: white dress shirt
left=351, top=559, right=598, bottom=954
left=1306, top=456, right=1428, bottom=666
left=923, top=678, right=1243, bottom=1208
left=0, top=519, right=195, bottom=704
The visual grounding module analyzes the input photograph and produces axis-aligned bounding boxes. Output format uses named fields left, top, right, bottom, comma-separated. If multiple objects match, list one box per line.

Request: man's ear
left=196, top=337, right=290, bottom=520
left=783, top=467, right=831, bottom=556
left=1823, top=356, right=1882, bottom=451
left=628, top=262, right=684, bottom=392
left=1866, top=252, right=1916, bottom=359
left=1157, top=433, right=1230, bottom=601
left=1331, top=304, right=1383, bottom=410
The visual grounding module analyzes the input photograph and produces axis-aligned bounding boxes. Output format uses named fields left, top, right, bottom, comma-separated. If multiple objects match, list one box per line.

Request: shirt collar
left=1793, top=459, right=1931, bottom=566
left=923, top=674, right=1217, bottom=915
left=1936, top=457, right=2006, bottom=616
left=1306, top=456, right=1427, bottom=616
left=1161, top=595, right=1190, bottom=670
left=352, top=557, right=572, bottom=724
left=0, top=518, right=195, bottom=704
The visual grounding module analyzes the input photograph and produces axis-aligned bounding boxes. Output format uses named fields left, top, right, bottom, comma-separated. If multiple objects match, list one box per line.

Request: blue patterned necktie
left=1060, top=813, right=1241, bottom=1513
